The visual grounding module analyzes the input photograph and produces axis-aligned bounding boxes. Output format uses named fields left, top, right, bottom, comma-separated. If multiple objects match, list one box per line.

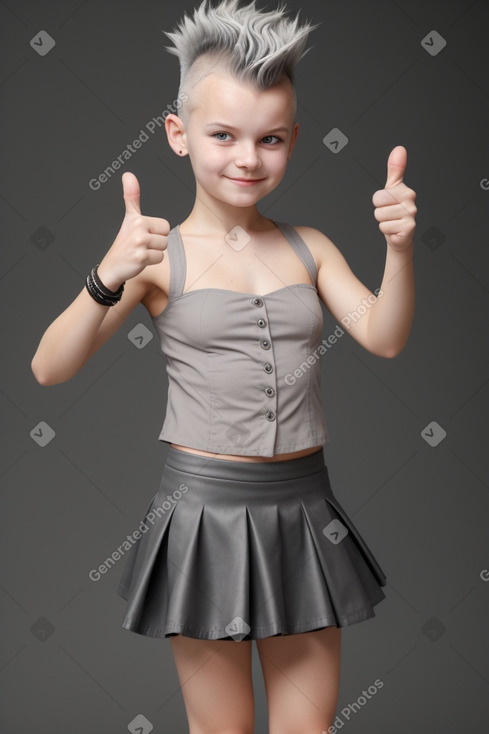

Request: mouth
left=226, top=176, right=266, bottom=186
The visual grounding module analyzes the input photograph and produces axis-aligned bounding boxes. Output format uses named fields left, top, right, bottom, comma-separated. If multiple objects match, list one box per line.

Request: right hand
left=97, top=172, right=170, bottom=289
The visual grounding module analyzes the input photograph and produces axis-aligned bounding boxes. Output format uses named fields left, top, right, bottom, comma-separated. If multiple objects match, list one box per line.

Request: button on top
left=257, top=318, right=266, bottom=328
left=252, top=297, right=263, bottom=307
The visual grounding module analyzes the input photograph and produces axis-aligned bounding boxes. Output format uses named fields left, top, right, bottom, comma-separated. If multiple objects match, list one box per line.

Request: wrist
left=85, top=263, right=125, bottom=307
left=386, top=239, right=414, bottom=256
left=96, top=261, right=125, bottom=291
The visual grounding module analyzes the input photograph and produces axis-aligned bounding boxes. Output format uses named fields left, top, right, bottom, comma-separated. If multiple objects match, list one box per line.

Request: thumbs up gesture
left=97, top=172, right=170, bottom=289
left=372, top=146, right=417, bottom=251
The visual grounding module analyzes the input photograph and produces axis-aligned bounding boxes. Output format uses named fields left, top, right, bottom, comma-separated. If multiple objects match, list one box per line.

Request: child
left=31, top=0, right=416, bottom=730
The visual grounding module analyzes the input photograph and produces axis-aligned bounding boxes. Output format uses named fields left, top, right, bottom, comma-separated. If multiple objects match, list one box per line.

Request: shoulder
left=289, top=225, right=343, bottom=270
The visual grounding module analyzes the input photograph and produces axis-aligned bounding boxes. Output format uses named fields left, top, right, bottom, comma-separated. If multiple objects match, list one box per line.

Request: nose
left=234, top=142, right=262, bottom=170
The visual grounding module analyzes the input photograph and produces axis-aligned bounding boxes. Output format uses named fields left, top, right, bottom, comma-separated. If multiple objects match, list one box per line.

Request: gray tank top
left=151, top=221, right=330, bottom=457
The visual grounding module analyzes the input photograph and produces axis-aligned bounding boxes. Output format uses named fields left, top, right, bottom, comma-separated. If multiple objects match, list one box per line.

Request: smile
left=226, top=177, right=266, bottom=186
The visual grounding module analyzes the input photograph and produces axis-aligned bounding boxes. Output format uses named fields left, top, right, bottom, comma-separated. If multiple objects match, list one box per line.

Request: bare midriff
left=170, top=443, right=323, bottom=462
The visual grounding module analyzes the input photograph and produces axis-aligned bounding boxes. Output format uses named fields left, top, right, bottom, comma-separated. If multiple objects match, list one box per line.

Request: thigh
left=256, top=626, right=341, bottom=734
left=170, top=635, right=255, bottom=734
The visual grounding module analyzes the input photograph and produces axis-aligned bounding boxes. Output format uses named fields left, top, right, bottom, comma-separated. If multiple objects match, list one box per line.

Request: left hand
left=372, top=146, right=417, bottom=251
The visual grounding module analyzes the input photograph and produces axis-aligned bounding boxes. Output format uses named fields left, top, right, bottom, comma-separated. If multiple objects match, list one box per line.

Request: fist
left=372, top=146, right=417, bottom=251
left=98, top=172, right=170, bottom=288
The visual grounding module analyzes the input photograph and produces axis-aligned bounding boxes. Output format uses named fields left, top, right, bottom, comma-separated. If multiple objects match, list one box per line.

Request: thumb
left=122, top=172, right=141, bottom=215
left=385, top=145, right=407, bottom=189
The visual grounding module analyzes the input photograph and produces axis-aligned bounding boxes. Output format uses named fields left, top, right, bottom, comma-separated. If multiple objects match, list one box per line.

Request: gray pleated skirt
left=117, top=446, right=387, bottom=641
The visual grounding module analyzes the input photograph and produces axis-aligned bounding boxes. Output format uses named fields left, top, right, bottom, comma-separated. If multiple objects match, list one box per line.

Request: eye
left=212, top=132, right=232, bottom=141
left=262, top=135, right=282, bottom=145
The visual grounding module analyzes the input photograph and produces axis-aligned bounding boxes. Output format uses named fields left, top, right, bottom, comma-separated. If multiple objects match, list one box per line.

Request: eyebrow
left=204, top=122, right=290, bottom=134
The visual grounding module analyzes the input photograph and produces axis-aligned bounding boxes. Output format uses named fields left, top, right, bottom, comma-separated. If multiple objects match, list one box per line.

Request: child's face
left=167, top=68, right=299, bottom=210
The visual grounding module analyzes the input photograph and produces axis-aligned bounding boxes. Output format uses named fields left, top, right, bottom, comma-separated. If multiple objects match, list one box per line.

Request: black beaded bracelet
left=85, top=273, right=116, bottom=306
left=85, top=265, right=125, bottom=306
left=91, top=264, right=125, bottom=298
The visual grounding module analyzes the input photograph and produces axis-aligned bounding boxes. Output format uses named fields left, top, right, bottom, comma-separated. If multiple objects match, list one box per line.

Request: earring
left=179, top=150, right=183, bottom=155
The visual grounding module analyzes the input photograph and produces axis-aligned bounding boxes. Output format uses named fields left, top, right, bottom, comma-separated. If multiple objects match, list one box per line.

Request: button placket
left=251, top=295, right=277, bottom=423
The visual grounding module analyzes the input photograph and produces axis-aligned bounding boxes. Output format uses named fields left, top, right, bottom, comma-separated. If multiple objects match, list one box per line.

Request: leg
left=170, top=634, right=255, bottom=734
left=256, top=625, right=341, bottom=734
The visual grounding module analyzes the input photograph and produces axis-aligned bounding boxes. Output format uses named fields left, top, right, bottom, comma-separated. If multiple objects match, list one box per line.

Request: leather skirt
left=117, top=446, right=387, bottom=641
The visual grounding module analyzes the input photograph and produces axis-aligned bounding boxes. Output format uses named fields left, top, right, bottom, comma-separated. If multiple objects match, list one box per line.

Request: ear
left=287, top=122, right=299, bottom=161
left=165, top=113, right=188, bottom=156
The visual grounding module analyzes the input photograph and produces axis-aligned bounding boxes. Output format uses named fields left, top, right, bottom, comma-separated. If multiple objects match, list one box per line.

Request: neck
left=179, top=185, right=271, bottom=236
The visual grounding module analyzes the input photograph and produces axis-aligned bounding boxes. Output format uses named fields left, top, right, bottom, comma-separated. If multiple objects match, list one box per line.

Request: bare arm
left=308, top=146, right=416, bottom=357
left=364, top=242, right=414, bottom=356
left=30, top=275, right=149, bottom=385
left=31, top=172, right=169, bottom=385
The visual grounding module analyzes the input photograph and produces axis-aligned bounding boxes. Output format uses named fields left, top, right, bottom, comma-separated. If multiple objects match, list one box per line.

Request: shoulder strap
left=167, top=225, right=187, bottom=299
left=272, top=221, right=318, bottom=285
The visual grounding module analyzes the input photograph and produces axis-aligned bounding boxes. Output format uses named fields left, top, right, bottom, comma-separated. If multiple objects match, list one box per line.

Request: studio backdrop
left=1, top=0, right=488, bottom=732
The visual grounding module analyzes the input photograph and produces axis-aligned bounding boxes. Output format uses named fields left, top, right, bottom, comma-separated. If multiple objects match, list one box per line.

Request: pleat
left=117, top=450, right=387, bottom=640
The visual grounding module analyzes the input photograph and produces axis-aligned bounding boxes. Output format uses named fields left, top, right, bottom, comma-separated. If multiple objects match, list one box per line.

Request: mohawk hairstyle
left=163, top=0, right=318, bottom=120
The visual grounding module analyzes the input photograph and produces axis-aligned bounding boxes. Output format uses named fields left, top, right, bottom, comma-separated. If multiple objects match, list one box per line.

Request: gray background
left=1, top=0, right=488, bottom=731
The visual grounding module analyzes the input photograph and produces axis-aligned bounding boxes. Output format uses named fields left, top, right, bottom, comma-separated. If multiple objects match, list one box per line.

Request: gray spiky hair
left=163, top=0, right=317, bottom=121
